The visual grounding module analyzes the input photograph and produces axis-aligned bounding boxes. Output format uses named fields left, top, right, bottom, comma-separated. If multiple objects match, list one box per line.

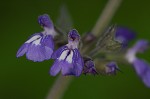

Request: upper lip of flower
left=68, top=35, right=79, bottom=41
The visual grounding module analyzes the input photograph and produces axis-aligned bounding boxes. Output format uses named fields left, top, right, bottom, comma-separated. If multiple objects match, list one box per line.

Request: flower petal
left=38, top=14, right=54, bottom=29
left=68, top=29, right=80, bottom=40
left=16, top=43, right=29, bottom=57
left=72, top=49, right=83, bottom=76
left=26, top=44, right=53, bottom=62
left=50, top=60, right=61, bottom=76
left=133, top=40, right=149, bottom=53
left=133, top=59, right=150, bottom=87
left=116, top=27, right=136, bottom=41
left=44, top=46, right=53, bottom=60
left=115, top=27, right=136, bottom=46
left=143, top=71, right=150, bottom=87
left=26, top=45, right=42, bottom=62
left=41, top=35, right=54, bottom=49
left=61, top=61, right=74, bottom=76
left=73, top=49, right=83, bottom=66
left=68, top=29, right=80, bottom=46
left=51, top=46, right=67, bottom=59
left=16, top=33, right=42, bottom=57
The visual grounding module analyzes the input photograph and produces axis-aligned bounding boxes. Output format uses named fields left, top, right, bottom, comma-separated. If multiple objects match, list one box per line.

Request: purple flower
left=126, top=40, right=150, bottom=87
left=50, top=29, right=83, bottom=76
left=105, top=62, right=120, bottom=75
left=16, top=14, right=56, bottom=62
left=83, top=59, right=97, bottom=75
left=115, top=27, right=136, bottom=46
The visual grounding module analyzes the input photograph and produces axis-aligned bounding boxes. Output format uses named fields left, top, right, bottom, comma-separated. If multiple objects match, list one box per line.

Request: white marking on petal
left=125, top=49, right=136, bottom=63
left=66, top=50, right=73, bottom=63
left=25, top=35, right=41, bottom=43
left=58, top=50, right=69, bottom=61
left=32, top=38, right=42, bottom=45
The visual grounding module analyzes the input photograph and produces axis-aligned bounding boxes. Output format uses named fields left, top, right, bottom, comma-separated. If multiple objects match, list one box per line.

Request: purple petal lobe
left=115, top=27, right=136, bottom=46
left=16, top=33, right=42, bottom=58
left=61, top=61, right=74, bottom=76
left=44, top=46, right=53, bottom=59
left=41, top=35, right=54, bottom=49
left=38, top=14, right=54, bottom=29
left=133, top=40, right=149, bottom=53
left=26, top=45, right=41, bottom=62
left=50, top=60, right=61, bottom=76
left=16, top=43, right=29, bottom=57
left=73, top=62, right=83, bottom=76
left=68, top=29, right=80, bottom=42
left=133, top=59, right=150, bottom=87
left=72, top=49, right=83, bottom=76
left=26, top=44, right=53, bottom=62
left=143, top=71, right=150, bottom=87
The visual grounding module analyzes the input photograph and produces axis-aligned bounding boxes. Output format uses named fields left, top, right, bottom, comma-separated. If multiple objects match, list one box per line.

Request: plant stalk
left=91, top=0, right=122, bottom=36
left=46, top=75, right=73, bottom=99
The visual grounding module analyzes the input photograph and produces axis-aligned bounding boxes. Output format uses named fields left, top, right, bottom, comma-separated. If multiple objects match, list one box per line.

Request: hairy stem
left=46, top=0, right=123, bottom=99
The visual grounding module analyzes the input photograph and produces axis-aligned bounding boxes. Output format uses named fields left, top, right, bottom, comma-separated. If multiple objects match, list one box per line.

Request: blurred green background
left=0, top=0, right=150, bottom=99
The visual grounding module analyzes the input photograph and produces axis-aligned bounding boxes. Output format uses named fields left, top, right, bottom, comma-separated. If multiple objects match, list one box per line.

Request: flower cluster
left=17, top=14, right=84, bottom=76
left=16, top=14, right=150, bottom=87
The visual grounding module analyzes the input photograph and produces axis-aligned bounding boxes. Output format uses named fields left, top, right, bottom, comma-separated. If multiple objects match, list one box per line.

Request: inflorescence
left=16, top=14, right=150, bottom=87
